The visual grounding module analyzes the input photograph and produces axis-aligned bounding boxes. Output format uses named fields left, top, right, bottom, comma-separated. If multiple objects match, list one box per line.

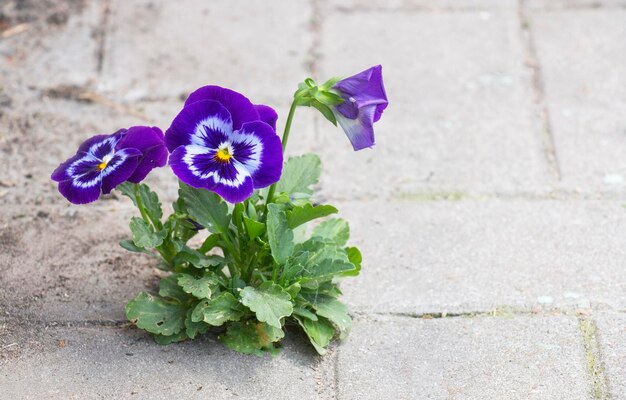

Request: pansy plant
left=51, top=66, right=388, bottom=356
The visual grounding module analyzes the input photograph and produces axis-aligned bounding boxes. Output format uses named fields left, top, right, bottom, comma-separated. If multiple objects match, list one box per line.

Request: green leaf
left=310, top=296, right=351, bottom=339
left=176, top=273, right=217, bottom=299
left=284, top=282, right=301, bottom=299
left=220, top=321, right=265, bottom=356
left=343, top=246, right=362, bottom=277
left=311, top=101, right=338, bottom=126
left=153, top=331, right=188, bottom=345
left=294, top=239, right=356, bottom=280
left=312, top=218, right=350, bottom=246
left=158, top=275, right=191, bottom=301
left=286, top=204, right=338, bottom=229
left=185, top=308, right=209, bottom=339
left=295, top=316, right=335, bottom=355
left=293, top=306, right=318, bottom=321
left=244, top=216, right=265, bottom=240
left=240, top=282, right=293, bottom=329
left=179, top=183, right=230, bottom=234
left=319, top=76, right=342, bottom=90
left=276, top=154, right=321, bottom=195
left=191, top=292, right=244, bottom=326
left=257, top=322, right=284, bottom=347
left=172, top=248, right=225, bottom=269
left=314, top=90, right=344, bottom=106
left=267, top=204, right=294, bottom=265
left=125, top=292, right=187, bottom=336
left=130, top=217, right=167, bottom=248
left=281, top=252, right=309, bottom=282
left=119, top=239, right=151, bottom=255
left=198, top=233, right=221, bottom=253
left=118, top=182, right=163, bottom=228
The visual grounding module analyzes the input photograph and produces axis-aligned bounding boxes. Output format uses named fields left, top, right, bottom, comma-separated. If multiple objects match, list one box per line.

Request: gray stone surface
left=338, top=314, right=591, bottom=400
left=337, top=200, right=626, bottom=313
left=309, top=7, right=552, bottom=201
left=528, top=0, right=626, bottom=10
left=0, top=1, right=100, bottom=89
left=1, top=0, right=625, bottom=398
left=0, top=325, right=329, bottom=400
left=324, top=0, right=518, bottom=12
left=596, top=313, right=626, bottom=399
left=532, top=9, right=626, bottom=192
left=101, top=0, right=312, bottom=105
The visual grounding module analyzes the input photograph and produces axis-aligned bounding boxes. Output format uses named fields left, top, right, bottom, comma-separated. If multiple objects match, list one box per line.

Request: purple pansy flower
left=51, top=127, right=168, bottom=204
left=118, top=126, right=168, bottom=183
left=166, top=86, right=283, bottom=203
left=332, top=65, right=388, bottom=151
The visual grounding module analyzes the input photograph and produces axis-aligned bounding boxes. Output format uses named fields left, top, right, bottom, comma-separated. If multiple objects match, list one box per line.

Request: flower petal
left=164, top=100, right=233, bottom=153
left=184, top=85, right=260, bottom=131
left=254, top=104, right=278, bottom=131
left=58, top=172, right=102, bottom=205
left=334, top=65, right=388, bottom=122
left=51, top=153, right=89, bottom=182
left=231, top=121, right=283, bottom=189
left=117, top=126, right=168, bottom=183
left=169, top=145, right=218, bottom=189
left=101, top=148, right=141, bottom=194
left=211, top=161, right=254, bottom=203
left=333, top=104, right=377, bottom=151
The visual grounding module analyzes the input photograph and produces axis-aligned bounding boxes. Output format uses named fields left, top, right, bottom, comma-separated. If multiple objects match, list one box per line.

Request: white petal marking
left=193, top=116, right=233, bottom=147
left=230, top=130, right=263, bottom=174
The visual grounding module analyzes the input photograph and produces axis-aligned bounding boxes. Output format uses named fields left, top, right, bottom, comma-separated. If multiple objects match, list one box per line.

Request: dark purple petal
left=57, top=174, right=102, bottom=204
left=101, top=148, right=141, bottom=194
left=184, top=86, right=260, bottom=131
left=334, top=65, right=388, bottom=122
left=212, top=166, right=254, bottom=203
left=333, top=104, right=377, bottom=151
left=164, top=100, right=233, bottom=153
left=332, top=65, right=388, bottom=150
left=51, top=153, right=85, bottom=182
left=254, top=104, right=278, bottom=131
left=117, top=126, right=168, bottom=183
left=232, top=121, right=283, bottom=189
left=77, top=129, right=126, bottom=156
left=169, top=145, right=218, bottom=189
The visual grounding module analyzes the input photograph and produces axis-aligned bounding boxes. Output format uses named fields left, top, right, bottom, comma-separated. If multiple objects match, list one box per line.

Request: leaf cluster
left=120, top=154, right=360, bottom=356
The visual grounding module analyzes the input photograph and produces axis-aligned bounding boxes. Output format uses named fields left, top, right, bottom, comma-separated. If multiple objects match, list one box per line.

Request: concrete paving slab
left=0, top=1, right=100, bottom=89
left=0, top=325, right=329, bottom=400
left=325, top=0, right=517, bottom=12
left=312, top=8, right=551, bottom=201
left=336, top=200, right=626, bottom=313
left=531, top=9, right=626, bottom=192
left=0, top=209, right=163, bottom=323
left=337, top=314, right=591, bottom=400
left=101, top=0, right=312, bottom=105
left=596, top=312, right=626, bottom=399
left=528, top=0, right=626, bottom=10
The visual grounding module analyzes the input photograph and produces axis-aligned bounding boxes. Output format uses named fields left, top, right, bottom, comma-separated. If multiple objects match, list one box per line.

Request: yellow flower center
left=215, top=147, right=232, bottom=163
left=97, top=161, right=108, bottom=170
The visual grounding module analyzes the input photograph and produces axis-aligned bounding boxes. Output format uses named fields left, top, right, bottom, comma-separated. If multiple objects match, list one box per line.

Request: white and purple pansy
left=51, top=126, right=167, bottom=204
left=165, top=86, right=283, bottom=203
left=332, top=65, right=388, bottom=151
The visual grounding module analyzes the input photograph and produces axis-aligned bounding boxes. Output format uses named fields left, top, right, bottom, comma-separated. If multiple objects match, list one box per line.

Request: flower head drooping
left=51, top=127, right=168, bottom=204
left=117, top=126, right=168, bottom=183
left=165, top=86, right=283, bottom=203
left=331, top=65, right=388, bottom=151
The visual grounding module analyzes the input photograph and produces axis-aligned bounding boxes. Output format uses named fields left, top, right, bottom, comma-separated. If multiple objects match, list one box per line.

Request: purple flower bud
left=332, top=65, right=388, bottom=151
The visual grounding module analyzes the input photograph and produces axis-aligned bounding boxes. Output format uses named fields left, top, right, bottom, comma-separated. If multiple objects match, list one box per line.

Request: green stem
left=133, top=184, right=151, bottom=225
left=264, top=99, right=298, bottom=214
